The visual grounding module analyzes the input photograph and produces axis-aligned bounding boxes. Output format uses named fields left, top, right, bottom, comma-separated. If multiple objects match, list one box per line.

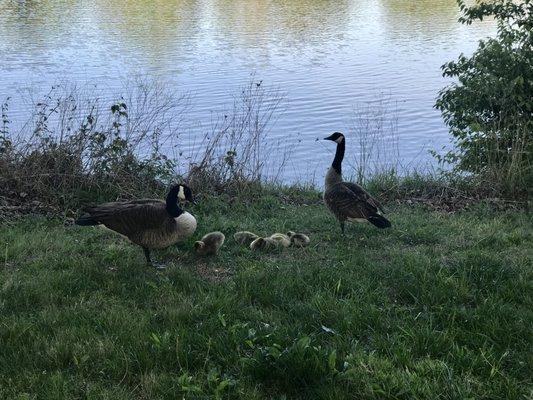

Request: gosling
left=234, top=231, right=259, bottom=245
left=250, top=233, right=291, bottom=251
left=194, top=232, right=225, bottom=256
left=287, top=231, right=310, bottom=247
left=250, top=237, right=277, bottom=251
left=268, top=233, right=291, bottom=248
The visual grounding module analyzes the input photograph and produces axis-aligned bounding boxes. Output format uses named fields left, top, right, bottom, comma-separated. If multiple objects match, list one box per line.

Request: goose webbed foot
left=143, top=247, right=167, bottom=270
left=151, top=262, right=167, bottom=270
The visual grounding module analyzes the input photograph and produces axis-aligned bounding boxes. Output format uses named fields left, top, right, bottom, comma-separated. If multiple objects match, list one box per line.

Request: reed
left=0, top=78, right=287, bottom=213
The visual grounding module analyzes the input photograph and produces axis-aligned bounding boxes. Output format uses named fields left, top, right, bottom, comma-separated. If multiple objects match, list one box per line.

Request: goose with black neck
left=75, top=184, right=197, bottom=268
left=323, top=132, right=391, bottom=234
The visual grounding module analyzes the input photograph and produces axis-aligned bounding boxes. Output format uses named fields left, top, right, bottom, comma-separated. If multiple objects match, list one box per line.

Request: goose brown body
left=323, top=133, right=391, bottom=233
left=324, top=181, right=385, bottom=224
left=75, top=184, right=196, bottom=264
left=86, top=200, right=196, bottom=249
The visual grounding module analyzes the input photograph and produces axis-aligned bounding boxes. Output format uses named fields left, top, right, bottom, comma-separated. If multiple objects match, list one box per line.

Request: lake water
left=0, top=0, right=495, bottom=182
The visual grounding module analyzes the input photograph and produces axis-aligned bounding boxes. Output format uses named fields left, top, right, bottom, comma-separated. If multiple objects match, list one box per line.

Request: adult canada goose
left=75, top=184, right=197, bottom=266
left=233, top=231, right=259, bottom=245
left=194, top=232, right=225, bottom=256
left=287, top=231, right=310, bottom=247
left=323, top=132, right=391, bottom=234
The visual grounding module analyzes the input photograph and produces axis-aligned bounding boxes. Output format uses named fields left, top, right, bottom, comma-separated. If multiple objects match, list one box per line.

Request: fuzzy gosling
left=287, top=231, right=310, bottom=247
left=268, top=233, right=291, bottom=248
left=194, top=232, right=225, bottom=256
left=250, top=233, right=291, bottom=251
left=234, top=231, right=259, bottom=245
left=250, top=237, right=276, bottom=251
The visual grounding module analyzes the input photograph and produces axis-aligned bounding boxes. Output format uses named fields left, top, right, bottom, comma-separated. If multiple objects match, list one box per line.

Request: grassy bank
left=1, top=191, right=531, bottom=399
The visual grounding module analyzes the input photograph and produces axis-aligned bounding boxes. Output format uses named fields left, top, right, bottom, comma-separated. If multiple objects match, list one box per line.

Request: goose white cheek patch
left=335, top=137, right=344, bottom=144
left=178, top=186, right=186, bottom=200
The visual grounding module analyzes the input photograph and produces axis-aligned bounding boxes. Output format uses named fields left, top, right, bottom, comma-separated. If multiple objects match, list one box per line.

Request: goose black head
left=166, top=184, right=195, bottom=216
left=324, top=132, right=345, bottom=144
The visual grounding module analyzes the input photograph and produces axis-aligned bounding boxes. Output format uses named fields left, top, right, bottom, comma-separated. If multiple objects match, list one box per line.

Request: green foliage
left=0, top=79, right=286, bottom=212
left=435, top=0, right=532, bottom=195
left=0, top=94, right=179, bottom=211
left=0, top=193, right=532, bottom=399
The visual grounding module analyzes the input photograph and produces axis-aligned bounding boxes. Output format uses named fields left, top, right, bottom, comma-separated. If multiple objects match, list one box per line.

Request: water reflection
left=92, top=0, right=202, bottom=64
left=0, top=0, right=495, bottom=182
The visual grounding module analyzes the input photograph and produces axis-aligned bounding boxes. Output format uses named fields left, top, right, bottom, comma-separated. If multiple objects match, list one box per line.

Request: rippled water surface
left=0, top=0, right=495, bottom=182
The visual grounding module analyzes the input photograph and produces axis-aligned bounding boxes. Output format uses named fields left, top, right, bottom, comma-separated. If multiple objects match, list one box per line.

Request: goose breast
left=174, top=212, right=197, bottom=240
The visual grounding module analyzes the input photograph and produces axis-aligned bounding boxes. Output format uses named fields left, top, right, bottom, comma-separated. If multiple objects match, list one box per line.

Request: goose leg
left=142, top=247, right=152, bottom=264
left=340, top=221, right=345, bottom=235
left=143, top=247, right=166, bottom=270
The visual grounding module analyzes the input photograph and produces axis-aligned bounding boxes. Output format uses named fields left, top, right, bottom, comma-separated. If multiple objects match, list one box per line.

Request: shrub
left=187, top=80, right=285, bottom=196
left=0, top=82, right=187, bottom=212
left=0, top=79, right=286, bottom=213
left=435, top=0, right=533, bottom=197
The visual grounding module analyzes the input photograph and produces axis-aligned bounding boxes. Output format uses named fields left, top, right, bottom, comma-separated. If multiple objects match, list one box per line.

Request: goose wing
left=84, top=200, right=169, bottom=237
left=342, top=182, right=384, bottom=213
left=325, top=182, right=380, bottom=219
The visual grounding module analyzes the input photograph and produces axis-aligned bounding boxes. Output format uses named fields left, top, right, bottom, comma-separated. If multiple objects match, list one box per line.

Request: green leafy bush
left=435, top=0, right=532, bottom=196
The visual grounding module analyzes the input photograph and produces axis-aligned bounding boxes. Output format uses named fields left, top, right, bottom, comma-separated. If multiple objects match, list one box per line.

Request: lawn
left=0, top=191, right=531, bottom=399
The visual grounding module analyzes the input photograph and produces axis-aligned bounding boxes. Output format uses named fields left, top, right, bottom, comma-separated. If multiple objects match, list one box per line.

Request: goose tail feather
left=75, top=214, right=100, bottom=226
left=368, top=214, right=391, bottom=229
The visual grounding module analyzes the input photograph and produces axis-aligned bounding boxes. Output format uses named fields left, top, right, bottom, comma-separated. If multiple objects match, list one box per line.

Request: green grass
left=0, top=191, right=532, bottom=399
